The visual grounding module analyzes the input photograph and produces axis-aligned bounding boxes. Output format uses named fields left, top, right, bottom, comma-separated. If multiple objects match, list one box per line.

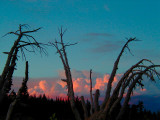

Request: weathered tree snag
left=108, top=73, right=136, bottom=116
left=101, top=38, right=137, bottom=110
left=89, top=69, right=94, bottom=115
left=5, top=61, right=29, bottom=120
left=103, top=59, right=153, bottom=115
left=94, top=89, right=100, bottom=112
left=0, top=48, right=19, bottom=105
left=0, top=24, right=46, bottom=105
left=50, top=32, right=160, bottom=120
left=0, top=35, right=22, bottom=105
left=50, top=27, right=81, bottom=120
left=116, top=65, right=160, bottom=120
left=0, top=34, right=22, bottom=89
left=87, top=38, right=160, bottom=120
left=81, top=96, right=89, bottom=119
left=3, top=47, right=19, bottom=93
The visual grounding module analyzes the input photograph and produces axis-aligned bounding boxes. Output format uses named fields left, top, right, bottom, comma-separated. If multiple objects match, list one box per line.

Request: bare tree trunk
left=64, top=55, right=81, bottom=120
left=5, top=47, right=19, bottom=93
left=68, top=72, right=81, bottom=120
left=116, top=65, right=160, bottom=120
left=50, top=27, right=81, bottom=120
left=116, top=74, right=141, bottom=120
left=0, top=43, right=20, bottom=105
left=89, top=69, right=94, bottom=115
left=101, top=38, right=136, bottom=110
left=0, top=24, right=44, bottom=105
left=5, top=61, right=29, bottom=120
left=107, top=59, right=154, bottom=116
left=81, top=96, right=88, bottom=119
left=94, top=89, right=100, bottom=112
left=0, top=35, right=22, bottom=89
left=108, top=73, right=136, bottom=115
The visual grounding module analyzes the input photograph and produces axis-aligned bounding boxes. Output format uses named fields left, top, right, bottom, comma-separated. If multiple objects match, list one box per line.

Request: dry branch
left=0, top=24, right=46, bottom=105
left=50, top=27, right=81, bottom=120
left=101, top=38, right=137, bottom=110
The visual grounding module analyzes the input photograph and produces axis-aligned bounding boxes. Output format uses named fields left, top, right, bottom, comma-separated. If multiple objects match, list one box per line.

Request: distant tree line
left=0, top=94, right=160, bottom=120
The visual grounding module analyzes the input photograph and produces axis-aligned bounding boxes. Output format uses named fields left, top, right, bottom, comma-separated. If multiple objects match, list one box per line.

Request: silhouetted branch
left=22, top=27, right=42, bottom=34
left=0, top=24, right=47, bottom=106
left=101, top=37, right=137, bottom=110
left=116, top=65, right=160, bottom=120
left=50, top=27, right=81, bottom=120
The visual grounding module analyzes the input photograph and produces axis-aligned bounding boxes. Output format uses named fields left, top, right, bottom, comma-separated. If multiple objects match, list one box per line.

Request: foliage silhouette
left=0, top=95, right=160, bottom=120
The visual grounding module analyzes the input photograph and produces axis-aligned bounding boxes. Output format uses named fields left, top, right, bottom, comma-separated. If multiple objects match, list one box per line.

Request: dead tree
left=94, top=89, right=100, bottom=112
left=86, top=38, right=160, bottom=120
left=81, top=96, right=89, bottom=119
left=0, top=24, right=46, bottom=105
left=5, top=61, right=29, bottom=120
left=49, top=28, right=160, bottom=120
left=80, top=69, right=95, bottom=120
left=49, top=27, right=81, bottom=120
left=116, top=64, right=160, bottom=120
left=100, top=38, right=137, bottom=110
left=89, top=69, right=94, bottom=115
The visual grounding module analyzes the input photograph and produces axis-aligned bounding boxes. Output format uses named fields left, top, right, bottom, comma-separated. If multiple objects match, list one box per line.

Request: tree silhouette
left=0, top=24, right=46, bottom=106
left=49, top=27, right=81, bottom=120
left=87, top=38, right=160, bottom=120
left=5, top=61, right=29, bottom=120
left=50, top=30, right=160, bottom=120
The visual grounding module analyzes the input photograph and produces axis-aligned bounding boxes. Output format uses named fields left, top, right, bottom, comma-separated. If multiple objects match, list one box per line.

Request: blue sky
left=0, top=0, right=160, bottom=78
left=1, top=1, right=160, bottom=111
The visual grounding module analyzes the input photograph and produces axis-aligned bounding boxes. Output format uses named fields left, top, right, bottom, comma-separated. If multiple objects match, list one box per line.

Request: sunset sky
left=0, top=0, right=160, bottom=111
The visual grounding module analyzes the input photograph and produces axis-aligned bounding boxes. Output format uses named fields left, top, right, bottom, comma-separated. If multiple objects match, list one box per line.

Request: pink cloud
left=39, top=80, right=49, bottom=91
left=94, top=78, right=105, bottom=90
left=140, top=88, right=147, bottom=92
left=27, top=71, right=122, bottom=98
left=28, top=80, right=67, bottom=98
left=13, top=70, right=156, bottom=99
left=72, top=78, right=90, bottom=95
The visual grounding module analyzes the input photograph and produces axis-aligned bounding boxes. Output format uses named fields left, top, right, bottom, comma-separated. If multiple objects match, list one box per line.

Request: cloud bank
left=12, top=70, right=160, bottom=100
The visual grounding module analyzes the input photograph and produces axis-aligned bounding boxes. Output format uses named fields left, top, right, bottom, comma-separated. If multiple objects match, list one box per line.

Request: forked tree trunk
left=0, top=25, right=43, bottom=106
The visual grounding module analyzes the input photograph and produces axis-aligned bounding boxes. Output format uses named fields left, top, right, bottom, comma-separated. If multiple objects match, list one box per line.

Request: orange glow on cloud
left=58, top=81, right=67, bottom=88
left=28, top=72, right=121, bottom=98
left=140, top=88, right=147, bottom=92
left=39, top=80, right=48, bottom=91
left=28, top=80, right=67, bottom=98
left=27, top=70, right=147, bottom=99
left=94, top=78, right=105, bottom=90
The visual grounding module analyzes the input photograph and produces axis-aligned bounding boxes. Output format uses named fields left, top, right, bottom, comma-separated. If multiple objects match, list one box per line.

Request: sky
left=0, top=0, right=160, bottom=111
